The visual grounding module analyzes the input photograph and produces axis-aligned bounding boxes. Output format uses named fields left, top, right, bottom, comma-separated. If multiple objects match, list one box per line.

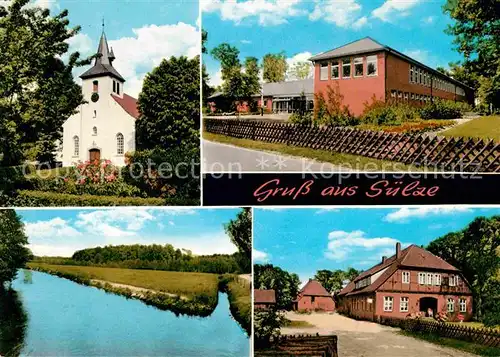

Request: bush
left=360, top=97, right=419, bottom=125
left=314, top=83, right=357, bottom=126
left=419, top=99, right=471, bottom=119
left=289, top=111, right=313, bottom=125
left=123, top=146, right=200, bottom=200
left=6, top=190, right=176, bottom=206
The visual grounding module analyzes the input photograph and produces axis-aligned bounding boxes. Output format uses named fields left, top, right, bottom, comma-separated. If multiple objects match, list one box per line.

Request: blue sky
left=8, top=0, right=200, bottom=97
left=202, top=0, right=463, bottom=86
left=17, top=208, right=240, bottom=257
left=253, top=207, right=500, bottom=284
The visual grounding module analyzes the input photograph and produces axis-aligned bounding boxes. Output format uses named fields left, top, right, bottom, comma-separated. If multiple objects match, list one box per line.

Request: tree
left=211, top=43, right=241, bottom=81
left=427, top=215, right=500, bottom=320
left=136, top=55, right=200, bottom=150
left=314, top=268, right=359, bottom=294
left=288, top=61, right=312, bottom=80
left=263, top=52, right=287, bottom=82
left=202, top=29, right=208, bottom=54
left=0, top=210, right=32, bottom=285
left=443, top=0, right=500, bottom=109
left=254, top=264, right=300, bottom=310
left=254, top=308, right=285, bottom=348
left=0, top=0, right=90, bottom=165
left=224, top=208, right=251, bottom=260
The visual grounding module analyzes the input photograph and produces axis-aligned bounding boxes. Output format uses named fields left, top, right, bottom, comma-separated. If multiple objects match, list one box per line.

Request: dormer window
left=93, top=80, right=98, bottom=93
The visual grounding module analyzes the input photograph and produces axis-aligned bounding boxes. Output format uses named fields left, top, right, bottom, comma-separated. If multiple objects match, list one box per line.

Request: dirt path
left=90, top=279, right=187, bottom=300
left=282, top=312, right=475, bottom=357
left=238, top=274, right=252, bottom=282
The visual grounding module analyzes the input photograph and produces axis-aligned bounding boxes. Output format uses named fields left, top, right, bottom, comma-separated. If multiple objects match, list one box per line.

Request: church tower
left=80, top=29, right=125, bottom=100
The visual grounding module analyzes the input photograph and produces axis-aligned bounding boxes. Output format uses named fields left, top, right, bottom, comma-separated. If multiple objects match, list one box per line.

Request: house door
left=89, top=149, right=101, bottom=162
left=419, top=297, right=438, bottom=317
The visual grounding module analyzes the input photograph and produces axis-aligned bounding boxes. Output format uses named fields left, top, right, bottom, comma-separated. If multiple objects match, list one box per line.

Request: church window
left=117, top=133, right=124, bottom=155
left=93, top=80, right=98, bottom=92
left=116, top=82, right=120, bottom=95
left=92, top=127, right=97, bottom=136
left=73, top=136, right=79, bottom=156
left=113, top=80, right=116, bottom=93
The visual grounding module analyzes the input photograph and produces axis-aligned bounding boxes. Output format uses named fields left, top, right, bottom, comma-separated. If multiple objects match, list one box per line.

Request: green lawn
left=204, top=132, right=425, bottom=172
left=400, top=330, right=500, bottom=356
left=225, top=276, right=252, bottom=334
left=28, top=263, right=219, bottom=299
left=283, top=319, right=315, bottom=328
left=442, top=116, right=500, bottom=141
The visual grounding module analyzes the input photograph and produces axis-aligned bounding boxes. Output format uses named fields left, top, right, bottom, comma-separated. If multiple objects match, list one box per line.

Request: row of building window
left=383, top=296, right=467, bottom=313
left=320, top=55, right=378, bottom=81
left=409, top=65, right=466, bottom=96
left=73, top=133, right=124, bottom=157
left=402, top=271, right=458, bottom=286
left=390, top=90, right=447, bottom=103
left=92, top=80, right=121, bottom=95
left=354, top=276, right=371, bottom=289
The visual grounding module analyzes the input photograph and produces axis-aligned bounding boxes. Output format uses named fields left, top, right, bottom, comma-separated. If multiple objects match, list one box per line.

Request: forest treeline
left=32, top=244, right=250, bottom=274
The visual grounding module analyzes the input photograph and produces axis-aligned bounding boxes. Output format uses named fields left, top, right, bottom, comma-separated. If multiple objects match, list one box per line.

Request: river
left=0, top=270, right=250, bottom=357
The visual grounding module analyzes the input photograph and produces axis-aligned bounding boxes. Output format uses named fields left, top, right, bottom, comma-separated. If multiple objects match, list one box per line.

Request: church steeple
left=80, top=24, right=125, bottom=82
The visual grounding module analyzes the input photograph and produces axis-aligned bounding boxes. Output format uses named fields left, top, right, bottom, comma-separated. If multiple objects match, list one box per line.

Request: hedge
left=7, top=190, right=199, bottom=207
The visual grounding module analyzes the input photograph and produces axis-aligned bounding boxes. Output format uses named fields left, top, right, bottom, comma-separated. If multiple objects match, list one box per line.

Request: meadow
left=27, top=263, right=219, bottom=300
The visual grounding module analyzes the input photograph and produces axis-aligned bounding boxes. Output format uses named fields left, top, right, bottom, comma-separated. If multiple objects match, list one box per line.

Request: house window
left=311, top=296, right=315, bottom=303
left=73, top=136, right=79, bottom=156
left=411, top=66, right=416, bottom=83
left=383, top=296, right=393, bottom=312
left=402, top=271, right=410, bottom=284
left=419, top=69, right=422, bottom=84
left=391, top=90, right=397, bottom=98
left=367, top=55, right=377, bottom=76
left=113, top=80, right=116, bottom=93
left=418, top=272, right=426, bottom=285
left=331, top=61, right=339, bottom=79
left=354, top=57, right=363, bottom=77
left=92, top=126, right=97, bottom=136
left=460, top=298, right=467, bottom=312
left=342, top=58, right=351, bottom=78
left=397, top=91, right=403, bottom=99
left=404, top=92, right=409, bottom=101
left=320, top=63, right=328, bottom=80
left=447, top=298, right=455, bottom=312
left=116, top=133, right=124, bottom=155
left=426, top=273, right=433, bottom=285
left=116, top=82, right=120, bottom=95
left=93, top=80, right=98, bottom=92
left=411, top=93, right=415, bottom=100
left=449, top=275, right=457, bottom=286
left=400, top=297, right=409, bottom=312
left=434, top=274, right=441, bottom=286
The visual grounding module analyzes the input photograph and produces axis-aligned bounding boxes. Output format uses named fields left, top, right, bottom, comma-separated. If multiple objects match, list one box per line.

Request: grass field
left=442, top=116, right=500, bottom=141
left=204, top=132, right=425, bottom=172
left=225, top=276, right=251, bottom=334
left=28, top=263, right=219, bottom=300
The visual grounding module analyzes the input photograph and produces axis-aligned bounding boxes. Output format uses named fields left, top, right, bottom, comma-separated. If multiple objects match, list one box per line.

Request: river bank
left=28, top=263, right=251, bottom=334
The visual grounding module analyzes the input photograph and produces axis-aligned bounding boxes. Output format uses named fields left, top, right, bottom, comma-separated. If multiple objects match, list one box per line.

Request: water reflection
left=0, top=280, right=28, bottom=357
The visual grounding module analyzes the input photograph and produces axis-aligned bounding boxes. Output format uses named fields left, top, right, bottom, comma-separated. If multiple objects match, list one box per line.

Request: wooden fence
left=205, top=119, right=500, bottom=172
left=255, top=334, right=338, bottom=357
left=380, top=317, right=500, bottom=348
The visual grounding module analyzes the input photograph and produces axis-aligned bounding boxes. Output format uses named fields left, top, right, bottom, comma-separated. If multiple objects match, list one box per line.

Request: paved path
left=282, top=312, right=475, bottom=357
left=203, top=140, right=348, bottom=172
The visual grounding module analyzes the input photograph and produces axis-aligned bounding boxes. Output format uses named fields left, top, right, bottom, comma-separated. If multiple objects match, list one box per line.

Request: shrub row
left=6, top=190, right=192, bottom=207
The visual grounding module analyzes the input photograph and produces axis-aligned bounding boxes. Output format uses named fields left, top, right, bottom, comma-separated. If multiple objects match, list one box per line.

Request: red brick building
left=293, top=279, right=335, bottom=312
left=310, top=37, right=474, bottom=116
left=338, top=243, right=473, bottom=322
left=254, top=289, right=276, bottom=310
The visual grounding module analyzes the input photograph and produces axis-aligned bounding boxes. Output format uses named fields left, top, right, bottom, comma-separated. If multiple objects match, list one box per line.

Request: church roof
left=80, top=31, right=125, bottom=82
left=111, top=93, right=140, bottom=119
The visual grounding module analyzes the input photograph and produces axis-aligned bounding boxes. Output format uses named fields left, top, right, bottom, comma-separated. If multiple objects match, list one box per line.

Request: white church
left=60, top=30, right=139, bottom=167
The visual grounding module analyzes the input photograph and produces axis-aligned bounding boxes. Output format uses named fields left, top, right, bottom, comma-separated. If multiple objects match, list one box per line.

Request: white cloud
left=372, top=0, right=422, bottom=22
left=24, top=217, right=82, bottom=239
left=208, top=68, right=223, bottom=87
left=29, top=243, right=90, bottom=257
left=384, top=207, right=472, bottom=223
left=66, top=33, right=93, bottom=57
left=169, top=221, right=175, bottom=226
left=241, top=39, right=252, bottom=44
left=286, top=51, right=313, bottom=80
left=309, top=0, right=363, bottom=28
left=75, top=209, right=156, bottom=237
left=315, top=208, right=340, bottom=214
left=325, top=230, right=399, bottom=261
left=421, top=16, right=435, bottom=25
left=202, top=0, right=304, bottom=26
left=352, top=16, right=368, bottom=30
left=2, top=0, right=59, bottom=10
left=253, top=249, right=269, bottom=263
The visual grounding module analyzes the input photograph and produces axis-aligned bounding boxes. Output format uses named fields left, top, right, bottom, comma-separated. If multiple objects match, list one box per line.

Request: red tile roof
left=339, top=244, right=460, bottom=297
left=111, top=93, right=140, bottom=119
left=254, top=289, right=276, bottom=304
left=299, top=279, right=331, bottom=297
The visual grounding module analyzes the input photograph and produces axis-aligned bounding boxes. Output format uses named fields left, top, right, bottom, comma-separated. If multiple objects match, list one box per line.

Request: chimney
left=396, top=242, right=401, bottom=259
left=382, top=256, right=387, bottom=264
